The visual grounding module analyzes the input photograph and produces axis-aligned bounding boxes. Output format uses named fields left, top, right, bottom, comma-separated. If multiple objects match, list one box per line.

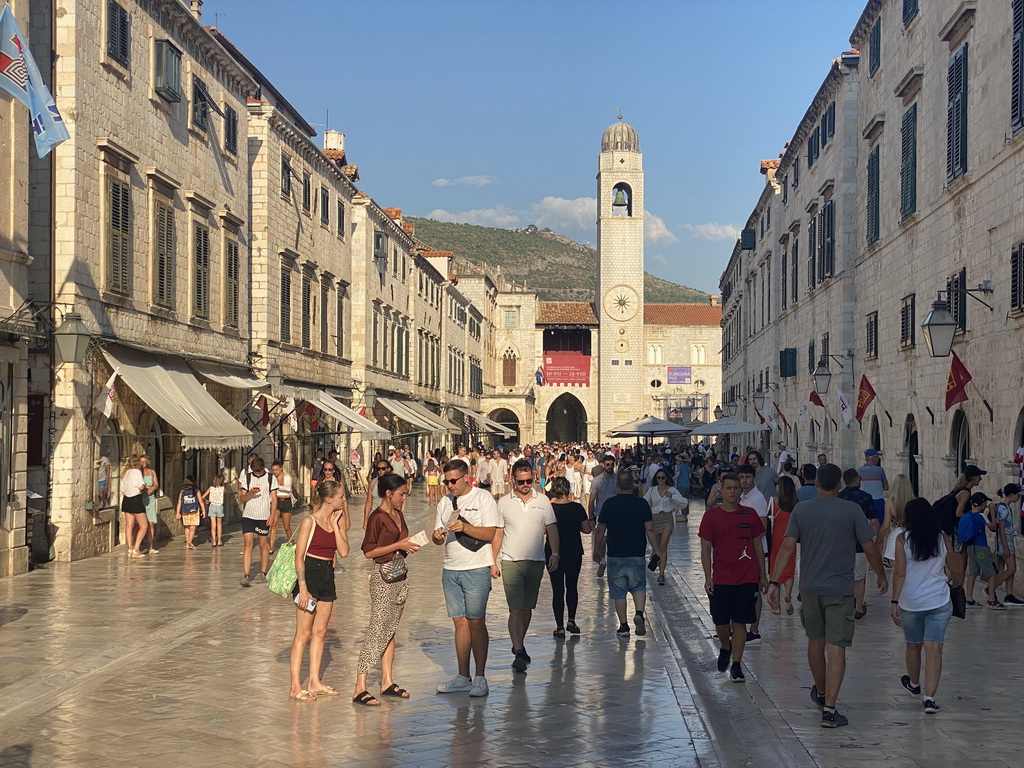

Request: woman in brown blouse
left=351, top=473, right=422, bottom=706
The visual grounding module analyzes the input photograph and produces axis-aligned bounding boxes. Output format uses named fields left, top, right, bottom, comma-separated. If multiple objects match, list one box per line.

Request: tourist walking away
left=838, top=469, right=881, bottom=620
left=644, top=468, right=687, bottom=585
left=796, top=465, right=818, bottom=502
left=433, top=459, right=503, bottom=697
left=288, top=480, right=350, bottom=701
left=121, top=456, right=148, bottom=557
left=767, top=463, right=887, bottom=728
left=673, top=453, right=691, bottom=506
left=932, top=465, right=986, bottom=584
left=994, top=484, right=1022, bottom=604
left=494, top=461, right=560, bottom=673
left=352, top=473, right=422, bottom=706
left=589, top=454, right=618, bottom=577
left=174, top=475, right=205, bottom=549
left=877, top=474, right=915, bottom=562
left=890, top=497, right=957, bottom=715
left=546, top=476, right=593, bottom=638
left=203, top=474, right=226, bottom=547
left=424, top=453, right=441, bottom=504
left=139, top=455, right=160, bottom=554
left=961, top=493, right=1011, bottom=609
left=269, top=460, right=295, bottom=549
left=238, top=456, right=279, bottom=587
left=769, top=477, right=798, bottom=614
left=856, top=449, right=890, bottom=524
left=737, top=464, right=768, bottom=642
left=593, top=470, right=662, bottom=637
left=363, top=459, right=393, bottom=529
left=699, top=472, right=767, bottom=683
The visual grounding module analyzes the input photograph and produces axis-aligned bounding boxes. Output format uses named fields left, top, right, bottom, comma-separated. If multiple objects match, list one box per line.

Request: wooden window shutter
left=807, top=215, right=817, bottom=290
left=947, top=44, right=968, bottom=180
left=867, top=146, right=880, bottom=243
left=155, top=202, right=174, bottom=308
left=280, top=265, right=291, bottom=342
left=225, top=239, right=239, bottom=327
left=791, top=238, right=799, bottom=302
left=900, top=104, right=917, bottom=217
left=1011, top=244, right=1023, bottom=311
left=1013, top=0, right=1024, bottom=133
left=193, top=223, right=210, bottom=319
left=781, top=249, right=788, bottom=310
left=108, top=178, right=131, bottom=295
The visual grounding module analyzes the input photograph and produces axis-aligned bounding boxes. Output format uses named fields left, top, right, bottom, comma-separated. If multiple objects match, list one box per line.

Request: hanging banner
left=543, top=354, right=590, bottom=386
left=667, top=366, right=692, bottom=385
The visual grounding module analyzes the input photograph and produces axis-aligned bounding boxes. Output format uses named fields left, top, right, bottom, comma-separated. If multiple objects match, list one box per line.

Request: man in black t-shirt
left=594, top=471, right=661, bottom=637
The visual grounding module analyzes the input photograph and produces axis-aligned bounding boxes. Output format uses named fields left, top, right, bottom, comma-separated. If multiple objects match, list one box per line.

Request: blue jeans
left=607, top=556, right=646, bottom=600
left=442, top=567, right=492, bottom=619
left=900, top=600, right=953, bottom=644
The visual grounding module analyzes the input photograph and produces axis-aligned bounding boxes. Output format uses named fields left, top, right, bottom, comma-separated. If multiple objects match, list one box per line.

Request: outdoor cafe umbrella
left=687, top=415, right=768, bottom=436
left=606, top=415, right=691, bottom=438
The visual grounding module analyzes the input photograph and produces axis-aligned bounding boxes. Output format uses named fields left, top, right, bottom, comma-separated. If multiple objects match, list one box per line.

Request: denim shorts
left=207, top=504, right=224, bottom=518
left=442, top=566, right=492, bottom=619
left=607, top=556, right=646, bottom=600
left=900, top=600, right=953, bottom=644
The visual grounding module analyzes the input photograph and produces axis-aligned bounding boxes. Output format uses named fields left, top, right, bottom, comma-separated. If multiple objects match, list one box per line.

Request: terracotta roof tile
left=644, top=303, right=722, bottom=326
left=383, top=207, right=402, bottom=220
left=538, top=301, right=598, bottom=326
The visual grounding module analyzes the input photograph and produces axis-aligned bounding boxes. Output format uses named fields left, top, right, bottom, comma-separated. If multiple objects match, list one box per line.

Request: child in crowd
left=994, top=484, right=1022, bottom=605
left=176, top=475, right=206, bottom=549
left=961, top=493, right=1011, bottom=609
left=203, top=474, right=226, bottom=547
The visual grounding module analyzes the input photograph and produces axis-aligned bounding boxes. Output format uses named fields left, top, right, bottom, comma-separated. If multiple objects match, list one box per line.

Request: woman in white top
left=891, top=497, right=959, bottom=715
left=270, top=460, right=295, bottom=547
left=564, top=457, right=581, bottom=500
left=644, top=468, right=687, bottom=585
left=121, top=456, right=149, bottom=557
left=877, top=474, right=914, bottom=562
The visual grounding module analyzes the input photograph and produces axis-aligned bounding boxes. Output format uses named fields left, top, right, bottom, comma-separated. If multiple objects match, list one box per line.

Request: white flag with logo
left=837, top=388, right=854, bottom=426
left=763, top=407, right=778, bottom=431
left=95, top=371, right=117, bottom=418
left=799, top=402, right=809, bottom=423
left=286, top=397, right=298, bottom=431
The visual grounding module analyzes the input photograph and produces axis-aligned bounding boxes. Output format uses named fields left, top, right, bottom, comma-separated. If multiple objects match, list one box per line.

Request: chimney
left=324, top=130, right=345, bottom=152
left=190, top=0, right=203, bottom=21
left=709, top=294, right=720, bottom=307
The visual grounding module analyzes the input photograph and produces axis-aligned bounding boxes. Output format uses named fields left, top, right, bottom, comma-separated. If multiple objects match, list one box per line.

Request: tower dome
left=601, top=119, right=639, bottom=152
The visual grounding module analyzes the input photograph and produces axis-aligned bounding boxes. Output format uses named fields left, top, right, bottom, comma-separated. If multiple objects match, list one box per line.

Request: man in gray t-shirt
left=766, top=464, right=887, bottom=729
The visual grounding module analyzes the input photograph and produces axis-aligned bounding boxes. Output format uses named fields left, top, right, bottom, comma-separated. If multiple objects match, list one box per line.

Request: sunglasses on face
left=376, top=466, right=389, bottom=472
left=443, top=476, right=465, bottom=486
left=515, top=478, right=534, bottom=486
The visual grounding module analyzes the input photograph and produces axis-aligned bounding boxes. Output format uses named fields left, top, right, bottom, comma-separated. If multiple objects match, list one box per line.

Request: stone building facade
left=722, top=0, right=1024, bottom=503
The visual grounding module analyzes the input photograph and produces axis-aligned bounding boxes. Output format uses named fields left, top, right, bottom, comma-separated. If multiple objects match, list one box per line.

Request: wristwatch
left=768, top=580, right=779, bottom=586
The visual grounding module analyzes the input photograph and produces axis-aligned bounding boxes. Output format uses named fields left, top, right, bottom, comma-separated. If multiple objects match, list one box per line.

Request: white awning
left=377, top=396, right=443, bottom=436
left=451, top=405, right=515, bottom=438
left=313, top=392, right=391, bottom=440
left=189, top=360, right=269, bottom=391
left=398, top=400, right=461, bottom=435
left=103, top=346, right=254, bottom=450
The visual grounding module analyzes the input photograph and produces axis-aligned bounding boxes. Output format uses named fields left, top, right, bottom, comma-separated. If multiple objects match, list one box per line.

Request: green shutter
left=1013, top=0, right=1024, bottom=133
left=900, top=104, right=917, bottom=217
left=867, top=146, right=880, bottom=243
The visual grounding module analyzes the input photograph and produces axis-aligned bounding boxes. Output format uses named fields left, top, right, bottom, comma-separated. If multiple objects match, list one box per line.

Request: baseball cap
left=970, top=492, right=991, bottom=506
left=864, top=448, right=882, bottom=457
left=778, top=441, right=787, bottom=447
left=964, top=465, right=987, bottom=478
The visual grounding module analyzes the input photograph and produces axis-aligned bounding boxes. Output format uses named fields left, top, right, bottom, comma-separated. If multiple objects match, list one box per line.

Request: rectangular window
left=281, top=156, right=292, bottom=196
left=301, top=275, right=312, bottom=348
left=280, top=265, right=291, bottom=343
left=1012, top=243, right=1024, bottom=312
left=946, top=268, right=967, bottom=333
left=947, top=43, right=969, bottom=181
left=107, top=1, right=130, bottom=68
left=806, top=213, right=817, bottom=290
left=790, top=237, right=799, bottom=302
left=225, top=239, right=239, bottom=327
left=821, top=332, right=830, bottom=362
left=107, top=178, right=131, bottom=295
left=320, top=187, right=330, bottom=226
left=903, top=0, right=919, bottom=25
left=807, top=127, right=820, bottom=167
left=192, top=223, right=210, bottom=319
left=827, top=101, right=836, bottom=138
left=224, top=105, right=238, bottom=155
left=191, top=77, right=209, bottom=131
left=869, top=18, right=881, bottom=75
left=154, top=40, right=182, bottom=102
left=320, top=282, right=329, bottom=350
left=867, top=145, right=880, bottom=244
left=302, top=173, right=312, bottom=213
left=336, top=285, right=344, bottom=357
left=900, top=104, right=918, bottom=218
left=820, top=200, right=834, bottom=280
left=154, top=201, right=174, bottom=308
left=779, top=348, right=797, bottom=378
left=900, top=294, right=916, bottom=348
left=807, top=341, right=816, bottom=375
left=793, top=157, right=800, bottom=188
left=337, top=199, right=345, bottom=237
left=372, top=311, right=379, bottom=367
left=781, top=248, right=788, bottom=310
left=504, top=310, right=517, bottom=328
left=1014, top=0, right=1024, bottom=134
left=866, top=312, right=878, bottom=359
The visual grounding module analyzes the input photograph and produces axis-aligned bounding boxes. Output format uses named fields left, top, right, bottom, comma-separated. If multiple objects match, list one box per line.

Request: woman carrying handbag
left=351, top=473, right=422, bottom=706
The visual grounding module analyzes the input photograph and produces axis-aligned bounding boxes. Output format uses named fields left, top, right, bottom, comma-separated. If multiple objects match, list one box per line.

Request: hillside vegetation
left=407, top=217, right=709, bottom=303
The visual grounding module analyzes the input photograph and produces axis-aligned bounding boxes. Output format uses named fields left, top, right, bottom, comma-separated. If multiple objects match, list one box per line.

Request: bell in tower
left=611, top=184, right=631, bottom=217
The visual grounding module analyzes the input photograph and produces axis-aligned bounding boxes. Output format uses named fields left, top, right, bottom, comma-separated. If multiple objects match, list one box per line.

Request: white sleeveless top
left=897, top=533, right=949, bottom=612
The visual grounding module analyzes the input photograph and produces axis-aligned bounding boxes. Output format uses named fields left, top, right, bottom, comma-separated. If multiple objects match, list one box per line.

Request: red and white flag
left=946, top=351, right=972, bottom=410
left=763, top=407, right=778, bottom=431
left=799, top=402, right=809, bottom=423
left=809, top=390, right=825, bottom=408
left=258, top=396, right=270, bottom=427
left=837, top=389, right=854, bottom=426
left=95, top=371, right=117, bottom=418
left=286, top=397, right=298, bottom=431
left=773, top=402, right=790, bottom=429
left=855, top=375, right=877, bottom=423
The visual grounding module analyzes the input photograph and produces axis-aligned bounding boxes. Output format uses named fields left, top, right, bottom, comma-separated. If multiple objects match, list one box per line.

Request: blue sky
left=212, top=0, right=865, bottom=295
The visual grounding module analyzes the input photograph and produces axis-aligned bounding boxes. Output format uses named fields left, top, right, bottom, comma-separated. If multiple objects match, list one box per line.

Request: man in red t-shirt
left=698, top=472, right=767, bottom=683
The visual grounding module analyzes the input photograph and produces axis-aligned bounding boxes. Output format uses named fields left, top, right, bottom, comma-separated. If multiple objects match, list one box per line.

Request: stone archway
left=489, top=408, right=520, bottom=447
left=546, top=393, right=587, bottom=444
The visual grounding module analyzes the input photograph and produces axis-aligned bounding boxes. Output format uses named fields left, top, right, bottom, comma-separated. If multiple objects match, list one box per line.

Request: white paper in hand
left=408, top=530, right=429, bottom=547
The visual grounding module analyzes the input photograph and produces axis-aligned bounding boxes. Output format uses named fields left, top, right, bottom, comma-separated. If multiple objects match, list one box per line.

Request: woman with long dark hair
left=546, top=476, right=593, bottom=637
left=769, top=476, right=798, bottom=614
left=890, top=497, right=958, bottom=714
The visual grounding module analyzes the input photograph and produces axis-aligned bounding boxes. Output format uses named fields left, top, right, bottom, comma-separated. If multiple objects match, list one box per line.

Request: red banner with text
left=542, top=355, right=591, bottom=386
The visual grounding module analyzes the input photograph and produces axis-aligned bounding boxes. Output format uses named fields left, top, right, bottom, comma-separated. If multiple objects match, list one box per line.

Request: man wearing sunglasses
left=362, top=461, right=393, bottom=529
left=432, top=459, right=503, bottom=697
left=493, top=461, right=560, bottom=673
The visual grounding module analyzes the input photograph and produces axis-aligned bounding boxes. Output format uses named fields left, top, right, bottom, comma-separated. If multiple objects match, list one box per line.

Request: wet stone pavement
left=1, top=491, right=1021, bottom=767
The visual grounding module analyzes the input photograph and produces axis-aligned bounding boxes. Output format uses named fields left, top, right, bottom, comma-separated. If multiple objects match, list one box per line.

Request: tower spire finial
left=616, top=107, right=623, bottom=121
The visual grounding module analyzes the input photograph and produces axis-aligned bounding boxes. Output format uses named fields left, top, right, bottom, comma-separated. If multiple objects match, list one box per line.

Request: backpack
left=933, top=491, right=960, bottom=535
left=180, top=489, right=200, bottom=515
left=956, top=510, right=986, bottom=546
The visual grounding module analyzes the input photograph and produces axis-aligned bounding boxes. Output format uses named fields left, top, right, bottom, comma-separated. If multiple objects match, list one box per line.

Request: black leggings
left=549, top=556, right=583, bottom=626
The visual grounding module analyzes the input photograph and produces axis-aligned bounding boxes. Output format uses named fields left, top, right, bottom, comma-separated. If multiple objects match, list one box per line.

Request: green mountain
left=407, top=217, right=709, bottom=303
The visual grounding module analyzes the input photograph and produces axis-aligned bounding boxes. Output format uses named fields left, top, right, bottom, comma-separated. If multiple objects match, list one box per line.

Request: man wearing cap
left=856, top=449, right=889, bottom=525
left=776, top=441, right=792, bottom=475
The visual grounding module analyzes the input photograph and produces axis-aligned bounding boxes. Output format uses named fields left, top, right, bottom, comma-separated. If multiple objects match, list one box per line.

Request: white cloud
left=432, top=175, right=496, bottom=187
left=530, top=196, right=596, bottom=233
left=426, top=205, right=521, bottom=228
left=651, top=253, right=670, bottom=266
left=646, top=212, right=678, bottom=244
left=684, top=221, right=742, bottom=242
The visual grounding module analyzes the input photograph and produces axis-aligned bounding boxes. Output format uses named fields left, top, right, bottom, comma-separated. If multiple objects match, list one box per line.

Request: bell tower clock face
left=603, top=284, right=640, bottom=322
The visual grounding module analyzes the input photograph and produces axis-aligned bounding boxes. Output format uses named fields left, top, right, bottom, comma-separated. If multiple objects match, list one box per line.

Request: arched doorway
left=546, top=394, right=587, bottom=444
left=950, top=410, right=970, bottom=475
left=869, top=415, right=881, bottom=453
left=489, top=408, right=520, bottom=447
left=904, top=414, right=920, bottom=494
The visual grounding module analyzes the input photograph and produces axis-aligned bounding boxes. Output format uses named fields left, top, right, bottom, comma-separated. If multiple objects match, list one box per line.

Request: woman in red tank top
left=288, top=480, right=350, bottom=701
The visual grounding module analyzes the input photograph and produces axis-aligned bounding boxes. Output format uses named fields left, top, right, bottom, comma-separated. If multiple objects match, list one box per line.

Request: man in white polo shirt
left=238, top=456, right=279, bottom=587
left=433, top=459, right=503, bottom=698
left=493, top=460, right=560, bottom=673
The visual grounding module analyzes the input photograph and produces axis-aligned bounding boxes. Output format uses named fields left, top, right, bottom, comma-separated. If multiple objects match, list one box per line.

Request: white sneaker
left=469, top=676, right=489, bottom=697
left=436, top=675, right=472, bottom=694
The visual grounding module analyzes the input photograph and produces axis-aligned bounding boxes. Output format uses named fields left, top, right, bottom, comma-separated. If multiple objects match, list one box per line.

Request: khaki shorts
left=800, top=594, right=856, bottom=647
left=501, top=560, right=545, bottom=610
left=854, top=552, right=868, bottom=581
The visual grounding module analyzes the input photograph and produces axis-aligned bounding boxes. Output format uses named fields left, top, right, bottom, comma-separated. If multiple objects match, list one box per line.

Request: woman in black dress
left=546, top=476, right=594, bottom=637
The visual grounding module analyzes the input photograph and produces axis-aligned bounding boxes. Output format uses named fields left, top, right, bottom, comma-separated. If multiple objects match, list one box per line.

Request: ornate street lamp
left=713, top=405, right=723, bottom=420
left=753, top=386, right=766, bottom=412
left=812, top=357, right=832, bottom=395
left=53, top=312, right=91, bottom=365
left=265, top=363, right=285, bottom=390
left=921, top=297, right=957, bottom=358
left=727, top=399, right=738, bottom=417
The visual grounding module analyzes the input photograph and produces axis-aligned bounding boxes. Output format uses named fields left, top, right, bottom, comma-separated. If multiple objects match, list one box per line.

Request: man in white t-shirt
left=494, top=461, right=559, bottom=673
left=433, top=459, right=503, bottom=698
left=237, top=456, right=279, bottom=587
left=776, top=441, right=792, bottom=474
left=738, top=463, right=769, bottom=644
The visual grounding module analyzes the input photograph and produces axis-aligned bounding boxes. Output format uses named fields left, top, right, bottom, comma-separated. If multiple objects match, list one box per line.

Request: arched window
left=647, top=344, right=663, bottom=365
left=691, top=345, right=707, bottom=365
left=502, top=349, right=517, bottom=387
left=96, top=419, right=120, bottom=509
left=611, top=182, right=633, bottom=217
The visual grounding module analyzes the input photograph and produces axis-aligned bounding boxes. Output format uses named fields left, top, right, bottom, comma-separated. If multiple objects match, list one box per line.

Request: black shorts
left=122, top=494, right=146, bottom=515
left=277, top=497, right=293, bottom=514
left=709, top=583, right=759, bottom=626
left=292, top=557, right=337, bottom=602
left=241, top=517, right=270, bottom=536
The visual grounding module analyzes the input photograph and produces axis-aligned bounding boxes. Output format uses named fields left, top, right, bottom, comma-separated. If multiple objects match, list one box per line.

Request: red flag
left=773, top=402, right=790, bottom=429
left=809, top=390, right=825, bottom=408
left=855, top=375, right=876, bottom=423
left=306, top=402, right=319, bottom=431
left=945, top=351, right=972, bottom=410
left=258, top=396, right=270, bottom=427
left=755, top=408, right=765, bottom=424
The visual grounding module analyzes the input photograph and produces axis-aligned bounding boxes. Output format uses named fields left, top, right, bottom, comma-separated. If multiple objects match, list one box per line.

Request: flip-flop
left=381, top=684, right=409, bottom=698
left=313, top=685, right=341, bottom=697
left=291, top=690, right=316, bottom=701
left=352, top=691, right=380, bottom=706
